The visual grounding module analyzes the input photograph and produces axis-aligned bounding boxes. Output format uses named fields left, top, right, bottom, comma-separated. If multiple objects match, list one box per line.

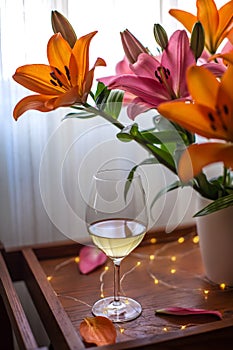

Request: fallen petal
left=79, top=246, right=107, bottom=274
left=79, top=316, right=117, bottom=346
left=155, top=307, right=222, bottom=319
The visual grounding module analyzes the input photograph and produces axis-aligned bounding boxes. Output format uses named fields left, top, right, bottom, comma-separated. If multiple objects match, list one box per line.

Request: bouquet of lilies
left=13, top=0, right=233, bottom=216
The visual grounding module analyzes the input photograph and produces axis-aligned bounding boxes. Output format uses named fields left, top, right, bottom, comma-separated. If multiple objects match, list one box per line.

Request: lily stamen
left=223, top=105, right=229, bottom=115
left=50, top=70, right=64, bottom=88
left=215, top=104, right=229, bottom=131
left=65, top=65, right=71, bottom=81
left=50, top=79, right=58, bottom=87
left=156, top=66, right=176, bottom=99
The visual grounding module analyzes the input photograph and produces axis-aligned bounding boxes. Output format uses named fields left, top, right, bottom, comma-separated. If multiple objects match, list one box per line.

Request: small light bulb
left=171, top=256, right=176, bottom=262
left=220, top=283, right=226, bottom=290
left=150, top=255, right=155, bottom=261
left=192, top=235, right=199, bottom=244
left=47, top=276, right=52, bottom=281
left=150, top=238, right=157, bottom=244
left=154, top=278, right=159, bottom=284
left=104, top=266, right=109, bottom=271
left=74, top=257, right=80, bottom=263
left=170, top=268, right=176, bottom=274
left=178, top=237, right=185, bottom=244
left=137, top=261, right=141, bottom=266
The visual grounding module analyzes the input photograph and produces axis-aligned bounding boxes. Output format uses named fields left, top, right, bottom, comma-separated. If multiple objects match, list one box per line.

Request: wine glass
left=85, top=168, right=148, bottom=322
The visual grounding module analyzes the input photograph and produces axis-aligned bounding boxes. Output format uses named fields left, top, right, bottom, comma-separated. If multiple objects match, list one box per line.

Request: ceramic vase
left=196, top=196, right=233, bottom=286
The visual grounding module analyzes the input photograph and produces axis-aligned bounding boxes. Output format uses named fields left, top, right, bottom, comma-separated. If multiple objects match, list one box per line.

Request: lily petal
left=161, top=30, right=195, bottom=97
left=47, top=86, right=81, bottom=108
left=116, top=56, right=134, bottom=75
left=169, top=9, right=196, bottom=33
left=197, top=0, right=219, bottom=53
left=78, top=246, right=107, bottom=274
left=127, top=98, right=151, bottom=120
left=47, top=33, right=72, bottom=76
left=178, top=142, right=233, bottom=182
left=201, top=62, right=226, bottom=77
left=186, top=65, right=219, bottom=107
left=158, top=101, right=228, bottom=141
left=155, top=306, right=222, bottom=319
left=72, top=31, right=98, bottom=87
left=216, top=0, right=233, bottom=49
left=13, top=64, right=64, bottom=95
left=79, top=316, right=116, bottom=346
left=13, top=95, right=55, bottom=120
left=99, top=74, right=170, bottom=105
left=130, top=53, right=161, bottom=78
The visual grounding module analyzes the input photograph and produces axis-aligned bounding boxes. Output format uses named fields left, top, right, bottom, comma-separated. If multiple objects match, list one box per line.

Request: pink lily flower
left=99, top=30, right=195, bottom=120
left=115, top=56, right=136, bottom=104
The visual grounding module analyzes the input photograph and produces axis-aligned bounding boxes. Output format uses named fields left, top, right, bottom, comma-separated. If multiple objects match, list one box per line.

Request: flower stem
left=82, top=104, right=177, bottom=174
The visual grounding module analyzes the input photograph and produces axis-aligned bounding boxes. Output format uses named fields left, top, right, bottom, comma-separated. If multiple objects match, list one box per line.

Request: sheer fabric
left=0, top=0, right=201, bottom=247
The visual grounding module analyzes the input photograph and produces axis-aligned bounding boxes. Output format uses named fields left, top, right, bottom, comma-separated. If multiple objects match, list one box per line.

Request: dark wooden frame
left=1, top=226, right=233, bottom=350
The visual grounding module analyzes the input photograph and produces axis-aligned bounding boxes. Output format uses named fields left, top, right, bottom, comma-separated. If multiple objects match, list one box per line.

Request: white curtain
left=0, top=0, right=204, bottom=248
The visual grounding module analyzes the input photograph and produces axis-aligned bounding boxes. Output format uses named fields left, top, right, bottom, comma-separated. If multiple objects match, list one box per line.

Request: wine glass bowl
left=86, top=168, right=148, bottom=322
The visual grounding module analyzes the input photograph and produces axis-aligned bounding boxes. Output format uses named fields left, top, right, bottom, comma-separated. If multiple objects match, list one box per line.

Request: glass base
left=92, top=296, right=142, bottom=322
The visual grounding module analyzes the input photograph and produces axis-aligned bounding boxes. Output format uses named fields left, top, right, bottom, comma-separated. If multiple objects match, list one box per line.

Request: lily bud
left=120, top=29, right=148, bottom=64
left=153, top=23, right=168, bottom=50
left=190, top=21, right=205, bottom=60
left=51, top=10, right=77, bottom=48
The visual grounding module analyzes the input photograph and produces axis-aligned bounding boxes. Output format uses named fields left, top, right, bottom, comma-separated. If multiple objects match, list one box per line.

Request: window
left=0, top=0, right=224, bottom=246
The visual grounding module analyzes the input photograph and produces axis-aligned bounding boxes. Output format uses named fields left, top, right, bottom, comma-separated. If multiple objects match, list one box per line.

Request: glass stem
left=113, top=260, right=121, bottom=306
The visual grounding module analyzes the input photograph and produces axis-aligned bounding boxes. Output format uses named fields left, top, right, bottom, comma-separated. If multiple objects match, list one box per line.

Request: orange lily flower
left=158, top=64, right=233, bottom=182
left=13, top=32, right=106, bottom=120
left=211, top=48, right=233, bottom=66
left=169, top=0, right=233, bottom=54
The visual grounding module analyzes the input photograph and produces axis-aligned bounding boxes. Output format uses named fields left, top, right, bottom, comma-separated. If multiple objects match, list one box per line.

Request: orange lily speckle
left=13, top=32, right=106, bottom=120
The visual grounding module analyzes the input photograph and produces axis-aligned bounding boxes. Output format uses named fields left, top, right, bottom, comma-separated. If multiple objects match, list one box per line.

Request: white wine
left=88, top=219, right=146, bottom=259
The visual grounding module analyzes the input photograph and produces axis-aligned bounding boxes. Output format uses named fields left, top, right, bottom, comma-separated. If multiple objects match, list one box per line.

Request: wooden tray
left=1, top=226, right=233, bottom=349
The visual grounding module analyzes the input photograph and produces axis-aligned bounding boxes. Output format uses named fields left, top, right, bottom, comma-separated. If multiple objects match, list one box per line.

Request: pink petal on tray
left=79, top=246, right=107, bottom=274
left=155, top=307, right=222, bottom=319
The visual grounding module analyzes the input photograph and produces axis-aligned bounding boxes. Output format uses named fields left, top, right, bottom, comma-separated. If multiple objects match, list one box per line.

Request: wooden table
left=1, top=225, right=233, bottom=349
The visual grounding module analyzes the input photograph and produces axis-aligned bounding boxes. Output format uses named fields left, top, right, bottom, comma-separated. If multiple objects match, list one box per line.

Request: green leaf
left=194, top=172, right=220, bottom=199
left=63, top=111, right=96, bottom=119
left=150, top=180, right=184, bottom=213
left=194, top=194, right=233, bottom=217
left=104, top=90, right=124, bottom=119
left=116, top=124, right=139, bottom=142
left=124, top=158, right=161, bottom=200
left=116, top=133, right=133, bottom=142
left=94, top=82, right=111, bottom=109
left=141, top=130, right=186, bottom=144
left=146, top=143, right=176, bottom=171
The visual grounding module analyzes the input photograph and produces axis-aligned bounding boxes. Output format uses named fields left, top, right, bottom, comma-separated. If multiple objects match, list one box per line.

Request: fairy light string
left=45, top=231, right=232, bottom=336
left=46, top=232, right=231, bottom=297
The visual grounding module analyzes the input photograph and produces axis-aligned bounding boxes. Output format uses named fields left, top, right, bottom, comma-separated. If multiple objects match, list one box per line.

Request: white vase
left=196, top=196, right=233, bottom=286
